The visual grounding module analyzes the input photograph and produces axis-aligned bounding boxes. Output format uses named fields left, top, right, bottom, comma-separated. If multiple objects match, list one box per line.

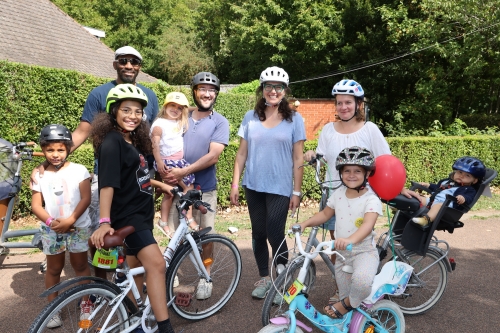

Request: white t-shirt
left=32, top=162, right=91, bottom=228
left=327, top=187, right=383, bottom=242
left=150, top=118, right=184, bottom=157
left=316, top=121, right=391, bottom=184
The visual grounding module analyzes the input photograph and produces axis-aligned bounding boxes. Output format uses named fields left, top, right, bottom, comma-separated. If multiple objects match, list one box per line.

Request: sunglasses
left=115, top=58, right=142, bottom=66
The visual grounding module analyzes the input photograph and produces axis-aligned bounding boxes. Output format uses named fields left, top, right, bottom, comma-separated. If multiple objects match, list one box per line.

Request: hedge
left=14, top=136, right=499, bottom=217
left=0, top=60, right=254, bottom=143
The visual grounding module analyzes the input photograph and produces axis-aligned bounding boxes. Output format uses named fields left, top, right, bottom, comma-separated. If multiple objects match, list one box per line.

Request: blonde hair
left=157, top=103, right=189, bottom=133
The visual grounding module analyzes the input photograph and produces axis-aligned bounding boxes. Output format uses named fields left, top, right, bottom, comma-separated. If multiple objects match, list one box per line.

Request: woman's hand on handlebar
left=303, top=150, right=316, bottom=162
left=230, top=187, right=239, bottom=206
left=91, top=224, right=114, bottom=249
left=401, top=188, right=424, bottom=203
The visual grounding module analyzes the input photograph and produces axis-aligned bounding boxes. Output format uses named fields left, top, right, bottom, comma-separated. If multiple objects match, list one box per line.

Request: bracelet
left=99, top=217, right=111, bottom=224
left=231, top=184, right=239, bottom=189
left=45, top=217, right=54, bottom=226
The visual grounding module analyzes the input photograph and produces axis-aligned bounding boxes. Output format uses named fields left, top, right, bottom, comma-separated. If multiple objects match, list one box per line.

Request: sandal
left=328, top=290, right=340, bottom=305
left=324, top=298, right=353, bottom=319
left=188, top=218, right=200, bottom=232
left=156, top=220, right=173, bottom=239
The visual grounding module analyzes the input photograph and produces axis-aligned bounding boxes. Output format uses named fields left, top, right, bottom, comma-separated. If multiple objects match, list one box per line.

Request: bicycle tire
left=386, top=249, right=448, bottom=315
left=27, top=283, right=137, bottom=333
left=262, top=257, right=316, bottom=327
left=356, top=300, right=405, bottom=333
left=166, top=234, right=242, bottom=320
left=258, top=323, right=304, bottom=333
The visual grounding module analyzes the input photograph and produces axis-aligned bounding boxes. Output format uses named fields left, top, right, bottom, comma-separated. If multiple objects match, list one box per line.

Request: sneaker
left=196, top=278, right=213, bottom=300
left=252, top=278, right=271, bottom=299
left=273, top=292, right=284, bottom=305
left=47, top=312, right=62, bottom=328
left=173, top=275, right=179, bottom=288
left=80, top=299, right=94, bottom=320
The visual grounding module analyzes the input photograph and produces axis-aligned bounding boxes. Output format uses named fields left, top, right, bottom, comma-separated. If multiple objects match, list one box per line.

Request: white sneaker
left=173, top=275, right=179, bottom=288
left=47, top=312, right=62, bottom=328
left=80, top=299, right=94, bottom=320
left=196, top=278, right=213, bottom=300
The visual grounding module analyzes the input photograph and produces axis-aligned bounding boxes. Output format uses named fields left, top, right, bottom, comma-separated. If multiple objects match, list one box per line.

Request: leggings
left=335, top=238, right=379, bottom=308
left=245, top=187, right=290, bottom=277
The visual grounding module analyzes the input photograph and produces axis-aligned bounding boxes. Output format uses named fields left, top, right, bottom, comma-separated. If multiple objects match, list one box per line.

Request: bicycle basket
left=0, top=138, right=18, bottom=200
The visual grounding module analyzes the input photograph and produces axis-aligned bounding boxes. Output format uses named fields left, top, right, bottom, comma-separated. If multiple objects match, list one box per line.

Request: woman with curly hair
left=230, top=67, right=306, bottom=299
left=90, top=84, right=176, bottom=333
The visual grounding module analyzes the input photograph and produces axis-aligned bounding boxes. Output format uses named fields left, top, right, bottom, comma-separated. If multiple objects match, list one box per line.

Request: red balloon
left=368, top=155, right=407, bottom=200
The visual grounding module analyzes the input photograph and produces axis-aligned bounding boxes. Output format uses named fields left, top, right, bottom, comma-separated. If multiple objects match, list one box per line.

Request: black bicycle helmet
left=39, top=124, right=72, bottom=142
left=336, top=146, right=375, bottom=171
left=452, top=156, right=486, bottom=180
left=191, top=72, right=220, bottom=91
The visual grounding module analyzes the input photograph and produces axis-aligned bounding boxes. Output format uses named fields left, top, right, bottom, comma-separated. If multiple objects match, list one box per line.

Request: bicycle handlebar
left=291, top=224, right=352, bottom=260
left=171, top=187, right=214, bottom=215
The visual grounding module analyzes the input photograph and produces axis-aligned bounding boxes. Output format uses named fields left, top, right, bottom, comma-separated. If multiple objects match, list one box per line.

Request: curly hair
left=254, top=85, right=295, bottom=122
left=334, top=97, right=366, bottom=122
left=90, top=108, right=152, bottom=158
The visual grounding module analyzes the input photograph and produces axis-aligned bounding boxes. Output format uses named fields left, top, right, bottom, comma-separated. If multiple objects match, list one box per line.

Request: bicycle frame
left=95, top=190, right=212, bottom=332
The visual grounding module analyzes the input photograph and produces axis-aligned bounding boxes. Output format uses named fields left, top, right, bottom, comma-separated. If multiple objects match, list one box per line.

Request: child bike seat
left=364, top=261, right=413, bottom=305
left=382, top=194, right=421, bottom=212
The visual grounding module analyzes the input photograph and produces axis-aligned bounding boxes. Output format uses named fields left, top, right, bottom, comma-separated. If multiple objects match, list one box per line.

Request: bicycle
left=28, top=187, right=242, bottom=332
left=259, top=224, right=410, bottom=333
left=262, top=154, right=455, bottom=324
left=0, top=140, right=45, bottom=259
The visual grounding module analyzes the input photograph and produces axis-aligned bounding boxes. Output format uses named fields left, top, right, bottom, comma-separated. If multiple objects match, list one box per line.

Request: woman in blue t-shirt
left=230, top=67, right=306, bottom=299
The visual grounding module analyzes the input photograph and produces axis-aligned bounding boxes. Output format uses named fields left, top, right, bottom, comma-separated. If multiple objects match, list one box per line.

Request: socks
left=158, top=318, right=175, bottom=333
left=412, top=215, right=431, bottom=226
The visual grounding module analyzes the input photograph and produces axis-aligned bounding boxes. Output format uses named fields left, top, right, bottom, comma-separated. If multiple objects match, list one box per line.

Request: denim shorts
left=319, top=190, right=336, bottom=231
left=40, top=224, right=90, bottom=255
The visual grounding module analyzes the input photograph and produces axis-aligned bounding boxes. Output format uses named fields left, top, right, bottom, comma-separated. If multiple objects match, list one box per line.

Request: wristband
left=292, top=191, right=302, bottom=197
left=99, top=217, right=111, bottom=224
left=231, top=184, right=239, bottom=189
left=45, top=217, right=54, bottom=226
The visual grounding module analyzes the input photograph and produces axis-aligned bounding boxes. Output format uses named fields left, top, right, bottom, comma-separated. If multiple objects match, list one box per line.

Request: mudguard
left=39, top=276, right=119, bottom=298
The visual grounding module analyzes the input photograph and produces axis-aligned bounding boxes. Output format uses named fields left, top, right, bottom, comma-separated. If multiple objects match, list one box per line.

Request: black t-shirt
left=98, top=131, right=154, bottom=232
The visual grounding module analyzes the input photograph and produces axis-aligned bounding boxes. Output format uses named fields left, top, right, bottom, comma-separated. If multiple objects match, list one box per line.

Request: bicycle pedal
left=175, top=293, right=192, bottom=307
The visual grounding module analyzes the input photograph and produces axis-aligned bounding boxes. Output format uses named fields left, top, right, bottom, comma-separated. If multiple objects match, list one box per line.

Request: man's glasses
left=263, top=84, right=285, bottom=93
left=197, top=87, right=217, bottom=95
left=115, top=58, right=142, bottom=66
left=119, top=108, right=144, bottom=117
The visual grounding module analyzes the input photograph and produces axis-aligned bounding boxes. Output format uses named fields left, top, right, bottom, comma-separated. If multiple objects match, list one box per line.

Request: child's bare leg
left=70, top=251, right=92, bottom=302
left=412, top=203, right=442, bottom=226
left=45, top=253, right=65, bottom=302
left=158, top=194, right=173, bottom=237
left=183, top=184, right=199, bottom=230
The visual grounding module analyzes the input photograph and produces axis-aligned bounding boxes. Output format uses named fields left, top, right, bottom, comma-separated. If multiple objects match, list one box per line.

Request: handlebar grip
left=26, top=142, right=36, bottom=146
left=346, top=244, right=353, bottom=251
left=33, top=152, right=45, bottom=157
left=195, top=201, right=208, bottom=214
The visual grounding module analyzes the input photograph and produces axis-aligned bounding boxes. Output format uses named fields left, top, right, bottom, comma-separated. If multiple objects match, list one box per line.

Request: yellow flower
left=354, top=217, right=364, bottom=228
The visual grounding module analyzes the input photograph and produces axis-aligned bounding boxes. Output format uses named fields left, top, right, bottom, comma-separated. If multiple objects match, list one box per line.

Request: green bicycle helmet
left=106, top=84, right=148, bottom=113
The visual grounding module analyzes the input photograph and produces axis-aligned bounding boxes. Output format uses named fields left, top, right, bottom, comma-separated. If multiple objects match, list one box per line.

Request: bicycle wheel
left=262, top=258, right=316, bottom=326
left=387, top=249, right=448, bottom=315
left=258, top=324, right=304, bottom=333
left=27, top=283, right=136, bottom=333
left=356, top=300, right=405, bottom=333
left=166, top=234, right=242, bottom=320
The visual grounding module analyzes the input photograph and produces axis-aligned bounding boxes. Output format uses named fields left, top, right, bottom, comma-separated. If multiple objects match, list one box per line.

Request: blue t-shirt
left=82, top=80, right=159, bottom=173
left=183, top=111, right=229, bottom=192
left=238, top=110, right=306, bottom=197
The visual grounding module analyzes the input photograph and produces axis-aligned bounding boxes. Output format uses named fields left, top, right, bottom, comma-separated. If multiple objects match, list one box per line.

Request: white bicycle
left=28, top=188, right=242, bottom=332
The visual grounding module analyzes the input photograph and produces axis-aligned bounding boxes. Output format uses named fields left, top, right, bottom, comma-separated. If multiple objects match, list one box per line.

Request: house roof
left=0, top=0, right=156, bottom=83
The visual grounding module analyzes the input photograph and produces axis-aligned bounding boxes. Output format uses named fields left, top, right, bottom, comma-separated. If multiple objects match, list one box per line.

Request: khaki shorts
left=167, top=190, right=217, bottom=234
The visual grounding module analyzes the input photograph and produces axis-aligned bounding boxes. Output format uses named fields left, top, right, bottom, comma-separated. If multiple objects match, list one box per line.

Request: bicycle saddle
left=382, top=194, right=421, bottom=211
left=88, top=225, right=135, bottom=249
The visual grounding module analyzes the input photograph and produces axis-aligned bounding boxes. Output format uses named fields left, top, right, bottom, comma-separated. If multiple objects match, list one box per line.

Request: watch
left=292, top=191, right=302, bottom=197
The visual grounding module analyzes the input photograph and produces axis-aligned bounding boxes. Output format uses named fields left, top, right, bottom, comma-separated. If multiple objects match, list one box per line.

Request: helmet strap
left=339, top=171, right=369, bottom=192
left=340, top=102, right=359, bottom=122
left=264, top=97, right=282, bottom=108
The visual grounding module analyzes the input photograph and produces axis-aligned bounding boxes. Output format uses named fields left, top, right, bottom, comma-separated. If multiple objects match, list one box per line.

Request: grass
left=470, top=193, right=500, bottom=211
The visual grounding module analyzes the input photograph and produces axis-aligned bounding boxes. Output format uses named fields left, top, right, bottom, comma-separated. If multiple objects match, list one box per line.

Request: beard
left=117, top=69, right=139, bottom=84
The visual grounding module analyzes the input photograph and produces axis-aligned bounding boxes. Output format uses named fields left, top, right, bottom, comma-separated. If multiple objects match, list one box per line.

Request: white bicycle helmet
left=331, top=79, right=364, bottom=98
left=259, top=66, right=289, bottom=86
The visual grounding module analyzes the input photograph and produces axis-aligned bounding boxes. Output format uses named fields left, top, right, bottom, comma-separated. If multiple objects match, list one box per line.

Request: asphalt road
left=1, top=212, right=499, bottom=333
